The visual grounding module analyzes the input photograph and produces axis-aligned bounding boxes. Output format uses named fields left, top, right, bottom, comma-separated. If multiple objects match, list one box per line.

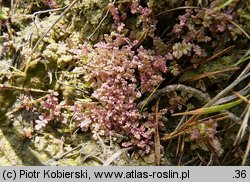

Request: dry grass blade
left=31, top=0, right=79, bottom=53
left=214, top=83, right=250, bottom=105
left=132, top=27, right=153, bottom=49
left=161, top=128, right=187, bottom=141
left=234, top=92, right=250, bottom=103
left=205, top=72, right=250, bottom=108
left=2, top=95, right=47, bottom=121
left=235, top=108, right=250, bottom=144
left=242, top=133, right=250, bottom=166
left=103, top=147, right=132, bottom=166
left=155, top=6, right=202, bottom=16
left=202, top=45, right=236, bottom=64
left=0, top=83, right=49, bottom=93
left=139, top=79, right=164, bottom=112
left=162, top=114, right=229, bottom=141
left=182, top=45, right=235, bottom=73
left=154, top=98, right=161, bottom=166
left=230, top=20, right=250, bottom=41
left=87, top=1, right=112, bottom=40
left=176, top=136, right=185, bottom=158
left=45, top=144, right=83, bottom=165
left=199, top=113, right=228, bottom=121
left=233, top=93, right=250, bottom=146
left=182, top=67, right=239, bottom=83
left=237, top=60, right=250, bottom=80
left=168, top=65, right=250, bottom=143
left=97, top=135, right=107, bottom=155
left=31, top=6, right=68, bottom=33
left=174, top=115, right=187, bottom=131
left=23, top=0, right=79, bottom=71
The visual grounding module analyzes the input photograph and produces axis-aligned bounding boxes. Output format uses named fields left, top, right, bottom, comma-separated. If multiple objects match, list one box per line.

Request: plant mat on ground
left=0, top=0, right=250, bottom=165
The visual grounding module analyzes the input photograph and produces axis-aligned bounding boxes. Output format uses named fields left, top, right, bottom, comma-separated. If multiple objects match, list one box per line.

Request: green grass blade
left=173, top=93, right=250, bottom=116
left=218, top=0, right=234, bottom=9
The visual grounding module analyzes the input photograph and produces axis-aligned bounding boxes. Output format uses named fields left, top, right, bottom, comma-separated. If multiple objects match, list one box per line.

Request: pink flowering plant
left=34, top=90, right=67, bottom=131
left=1, top=0, right=249, bottom=164
left=31, top=0, right=248, bottom=156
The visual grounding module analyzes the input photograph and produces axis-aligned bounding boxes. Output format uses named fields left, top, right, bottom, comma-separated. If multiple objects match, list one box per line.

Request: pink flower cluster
left=78, top=29, right=169, bottom=152
left=135, top=46, right=168, bottom=92
left=35, top=90, right=67, bottom=130
left=129, top=0, right=157, bottom=37
left=83, top=33, right=167, bottom=92
left=84, top=77, right=141, bottom=137
left=108, top=3, right=126, bottom=33
left=130, top=0, right=150, bottom=17
left=173, top=6, right=239, bottom=49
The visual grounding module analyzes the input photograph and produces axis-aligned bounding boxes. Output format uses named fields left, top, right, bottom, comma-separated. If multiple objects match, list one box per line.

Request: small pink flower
left=35, top=115, right=48, bottom=130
